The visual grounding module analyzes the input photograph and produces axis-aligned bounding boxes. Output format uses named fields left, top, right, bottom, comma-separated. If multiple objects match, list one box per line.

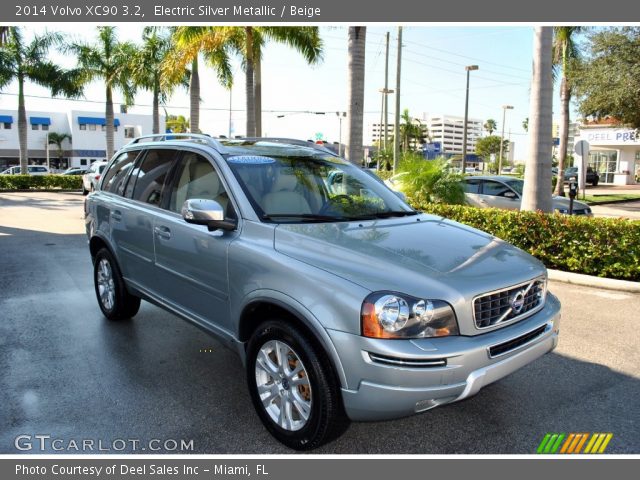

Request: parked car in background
left=463, top=176, right=592, bottom=215
left=82, top=161, right=108, bottom=195
left=563, top=166, right=599, bottom=186
left=1, top=165, right=50, bottom=175
left=63, top=167, right=87, bottom=176
left=85, top=134, right=561, bottom=449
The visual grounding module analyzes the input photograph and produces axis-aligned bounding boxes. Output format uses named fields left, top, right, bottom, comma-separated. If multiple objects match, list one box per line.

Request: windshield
left=225, top=153, right=415, bottom=223
left=504, top=178, right=524, bottom=195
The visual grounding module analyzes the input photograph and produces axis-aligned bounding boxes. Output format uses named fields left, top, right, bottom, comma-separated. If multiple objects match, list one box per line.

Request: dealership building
left=0, top=109, right=162, bottom=170
left=573, top=123, right=640, bottom=185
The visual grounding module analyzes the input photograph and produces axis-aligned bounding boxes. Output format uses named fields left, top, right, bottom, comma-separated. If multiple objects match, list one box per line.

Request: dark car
left=564, top=166, right=599, bottom=186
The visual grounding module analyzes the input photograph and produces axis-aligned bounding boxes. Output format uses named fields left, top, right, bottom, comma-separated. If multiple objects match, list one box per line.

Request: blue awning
left=30, top=117, right=51, bottom=126
left=0, top=115, right=13, bottom=123
left=78, top=117, right=120, bottom=127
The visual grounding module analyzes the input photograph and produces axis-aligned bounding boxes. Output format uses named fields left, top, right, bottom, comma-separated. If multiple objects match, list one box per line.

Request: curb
left=548, top=269, right=640, bottom=293
left=586, top=198, right=640, bottom=206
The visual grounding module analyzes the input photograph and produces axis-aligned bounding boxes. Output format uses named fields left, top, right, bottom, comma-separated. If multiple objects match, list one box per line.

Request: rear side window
left=128, top=149, right=176, bottom=206
left=102, top=152, right=139, bottom=195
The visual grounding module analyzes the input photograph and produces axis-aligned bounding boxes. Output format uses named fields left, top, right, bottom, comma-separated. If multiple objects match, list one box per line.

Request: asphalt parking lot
left=0, top=191, right=638, bottom=454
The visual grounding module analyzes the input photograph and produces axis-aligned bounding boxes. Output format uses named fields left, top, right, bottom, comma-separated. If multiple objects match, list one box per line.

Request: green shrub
left=0, top=174, right=83, bottom=190
left=413, top=202, right=640, bottom=281
left=397, top=155, right=465, bottom=205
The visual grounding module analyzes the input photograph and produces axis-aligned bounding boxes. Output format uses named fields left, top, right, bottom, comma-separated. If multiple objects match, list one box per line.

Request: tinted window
left=102, top=152, right=139, bottom=195
left=168, top=153, right=232, bottom=216
left=463, top=179, right=482, bottom=193
left=482, top=180, right=512, bottom=197
left=128, top=149, right=176, bottom=206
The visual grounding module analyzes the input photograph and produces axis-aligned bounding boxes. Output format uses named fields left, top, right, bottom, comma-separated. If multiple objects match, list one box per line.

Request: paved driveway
left=1, top=192, right=638, bottom=454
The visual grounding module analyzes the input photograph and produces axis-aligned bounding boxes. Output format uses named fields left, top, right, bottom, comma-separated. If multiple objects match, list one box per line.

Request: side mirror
left=181, top=198, right=237, bottom=232
left=504, top=190, right=518, bottom=199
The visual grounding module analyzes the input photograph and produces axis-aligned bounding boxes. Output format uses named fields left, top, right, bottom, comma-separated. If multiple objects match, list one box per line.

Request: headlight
left=361, top=292, right=459, bottom=339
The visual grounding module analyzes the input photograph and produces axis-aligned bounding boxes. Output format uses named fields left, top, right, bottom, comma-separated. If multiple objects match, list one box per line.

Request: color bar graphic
left=537, top=433, right=613, bottom=454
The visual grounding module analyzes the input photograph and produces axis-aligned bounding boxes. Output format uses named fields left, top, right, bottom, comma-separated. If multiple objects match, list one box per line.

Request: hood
left=274, top=214, right=546, bottom=302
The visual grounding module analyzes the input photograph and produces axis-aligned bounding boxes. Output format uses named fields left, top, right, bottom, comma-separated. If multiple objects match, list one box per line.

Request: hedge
left=0, top=174, right=82, bottom=190
left=414, top=203, right=640, bottom=281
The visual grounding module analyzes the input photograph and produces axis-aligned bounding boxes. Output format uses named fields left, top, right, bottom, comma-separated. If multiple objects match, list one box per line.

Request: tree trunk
left=245, top=27, right=256, bottom=137
left=190, top=58, right=200, bottom=133
left=522, top=27, right=554, bottom=213
left=554, top=75, right=570, bottom=196
left=105, top=85, right=115, bottom=160
left=254, top=51, right=262, bottom=137
left=17, top=75, right=28, bottom=172
left=152, top=77, right=160, bottom=135
left=346, top=27, right=366, bottom=165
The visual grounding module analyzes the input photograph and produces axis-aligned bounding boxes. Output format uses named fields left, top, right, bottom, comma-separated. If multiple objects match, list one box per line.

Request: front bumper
left=328, top=293, right=561, bottom=421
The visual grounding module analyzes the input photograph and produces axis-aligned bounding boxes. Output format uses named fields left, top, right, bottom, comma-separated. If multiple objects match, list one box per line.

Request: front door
left=152, top=151, right=239, bottom=334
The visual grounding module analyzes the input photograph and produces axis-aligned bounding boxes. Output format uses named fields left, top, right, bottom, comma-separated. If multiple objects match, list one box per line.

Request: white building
left=0, top=109, right=162, bottom=170
left=574, top=123, right=640, bottom=185
left=422, top=113, right=483, bottom=156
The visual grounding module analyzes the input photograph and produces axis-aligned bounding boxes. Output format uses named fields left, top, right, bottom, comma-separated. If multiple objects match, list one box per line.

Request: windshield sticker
left=227, top=155, right=276, bottom=165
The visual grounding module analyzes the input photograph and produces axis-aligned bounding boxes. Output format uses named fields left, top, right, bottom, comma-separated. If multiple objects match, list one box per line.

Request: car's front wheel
left=246, top=320, right=349, bottom=450
left=93, top=248, right=141, bottom=320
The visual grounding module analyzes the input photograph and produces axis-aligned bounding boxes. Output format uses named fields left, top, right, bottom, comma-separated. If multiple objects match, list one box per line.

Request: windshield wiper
left=262, top=213, right=347, bottom=223
left=347, top=210, right=419, bottom=220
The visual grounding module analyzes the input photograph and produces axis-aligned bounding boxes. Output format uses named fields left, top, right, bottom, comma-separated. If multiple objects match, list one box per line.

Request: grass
left=582, top=193, right=640, bottom=205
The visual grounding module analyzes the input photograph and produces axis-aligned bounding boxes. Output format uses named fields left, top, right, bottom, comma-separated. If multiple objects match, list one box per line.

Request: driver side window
left=168, top=153, right=235, bottom=219
left=482, top=180, right=513, bottom=197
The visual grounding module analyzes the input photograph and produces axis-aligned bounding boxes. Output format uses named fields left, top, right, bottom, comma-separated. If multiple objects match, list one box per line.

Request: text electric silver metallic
left=85, top=134, right=561, bottom=450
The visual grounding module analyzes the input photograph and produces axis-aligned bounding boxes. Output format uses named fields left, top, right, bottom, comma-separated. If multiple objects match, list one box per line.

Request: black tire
left=246, top=320, right=349, bottom=450
left=93, top=248, right=141, bottom=320
left=82, top=184, right=88, bottom=195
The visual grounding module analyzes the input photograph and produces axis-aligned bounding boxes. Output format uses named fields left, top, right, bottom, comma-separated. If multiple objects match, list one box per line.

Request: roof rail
left=236, top=137, right=338, bottom=155
left=127, top=133, right=223, bottom=150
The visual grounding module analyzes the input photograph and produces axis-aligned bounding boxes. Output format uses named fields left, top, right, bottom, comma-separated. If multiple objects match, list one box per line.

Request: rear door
left=111, top=148, right=178, bottom=286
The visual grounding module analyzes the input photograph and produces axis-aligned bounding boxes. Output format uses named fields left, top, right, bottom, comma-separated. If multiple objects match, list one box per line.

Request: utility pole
left=393, top=27, right=402, bottom=173
left=461, top=65, right=479, bottom=174
left=384, top=31, right=390, bottom=150
left=498, top=105, right=514, bottom=173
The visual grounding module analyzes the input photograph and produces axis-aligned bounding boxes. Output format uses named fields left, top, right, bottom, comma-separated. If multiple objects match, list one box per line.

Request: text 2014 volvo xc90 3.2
left=85, top=134, right=561, bottom=450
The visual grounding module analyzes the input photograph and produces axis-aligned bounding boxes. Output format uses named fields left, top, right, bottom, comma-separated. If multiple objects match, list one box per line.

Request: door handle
left=111, top=210, right=122, bottom=222
left=154, top=226, right=171, bottom=240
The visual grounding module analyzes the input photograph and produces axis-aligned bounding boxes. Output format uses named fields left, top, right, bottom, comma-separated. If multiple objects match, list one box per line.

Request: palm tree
left=164, top=27, right=235, bottom=134
left=484, top=118, right=497, bottom=136
left=346, top=27, right=366, bottom=165
left=553, top=27, right=585, bottom=197
left=132, top=28, right=188, bottom=134
left=521, top=27, right=554, bottom=213
left=0, top=27, right=8, bottom=46
left=249, top=27, right=323, bottom=136
left=69, top=27, right=136, bottom=160
left=0, top=27, right=82, bottom=173
left=47, top=132, right=71, bottom=166
left=400, top=109, right=425, bottom=152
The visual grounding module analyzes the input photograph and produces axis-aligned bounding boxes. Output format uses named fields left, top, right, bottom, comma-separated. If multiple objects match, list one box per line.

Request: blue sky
left=0, top=25, right=575, bottom=160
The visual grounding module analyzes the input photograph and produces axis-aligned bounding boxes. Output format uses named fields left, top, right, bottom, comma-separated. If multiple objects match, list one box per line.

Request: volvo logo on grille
left=510, top=290, right=526, bottom=314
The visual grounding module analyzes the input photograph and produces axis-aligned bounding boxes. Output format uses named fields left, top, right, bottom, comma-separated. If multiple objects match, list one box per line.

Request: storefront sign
left=582, top=128, right=640, bottom=145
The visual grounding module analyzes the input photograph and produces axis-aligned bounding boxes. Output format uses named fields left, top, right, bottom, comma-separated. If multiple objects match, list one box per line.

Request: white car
left=82, top=161, right=108, bottom=195
left=1, top=165, right=50, bottom=175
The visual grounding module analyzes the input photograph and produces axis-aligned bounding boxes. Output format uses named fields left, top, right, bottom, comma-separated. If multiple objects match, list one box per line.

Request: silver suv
left=85, top=134, right=561, bottom=450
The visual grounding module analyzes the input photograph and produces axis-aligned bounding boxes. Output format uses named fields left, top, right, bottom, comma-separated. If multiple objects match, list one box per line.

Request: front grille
left=473, top=277, right=546, bottom=329
left=488, top=325, right=547, bottom=358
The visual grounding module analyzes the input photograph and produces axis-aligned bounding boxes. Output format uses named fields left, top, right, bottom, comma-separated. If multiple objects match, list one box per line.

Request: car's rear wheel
left=246, top=320, right=349, bottom=450
left=93, top=248, right=140, bottom=320
left=82, top=183, right=88, bottom=195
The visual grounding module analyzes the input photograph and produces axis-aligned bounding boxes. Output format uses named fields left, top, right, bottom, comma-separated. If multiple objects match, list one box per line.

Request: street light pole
left=498, top=105, right=514, bottom=173
left=462, top=65, right=479, bottom=174
left=337, top=111, right=346, bottom=157
left=393, top=26, right=403, bottom=173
